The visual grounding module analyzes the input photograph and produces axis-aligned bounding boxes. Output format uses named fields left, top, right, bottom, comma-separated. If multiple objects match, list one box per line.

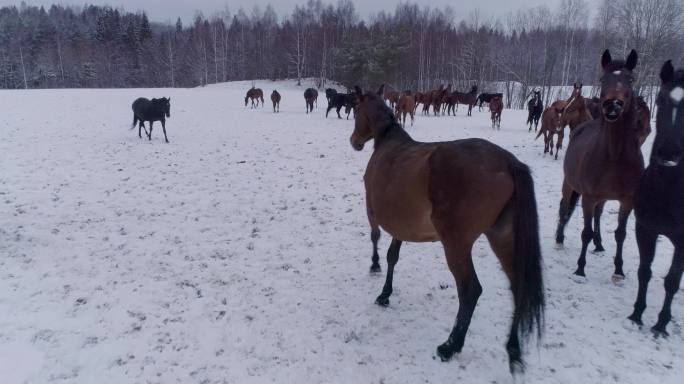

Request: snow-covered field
left=0, top=80, right=681, bottom=384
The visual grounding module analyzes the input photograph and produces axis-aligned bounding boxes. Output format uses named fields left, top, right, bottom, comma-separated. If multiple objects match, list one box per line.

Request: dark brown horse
left=351, top=85, right=544, bottom=375
left=455, top=85, right=479, bottom=116
left=245, top=87, right=264, bottom=109
left=433, top=84, right=451, bottom=115
left=394, top=90, right=415, bottom=127
left=490, top=96, right=502, bottom=129
left=535, top=104, right=566, bottom=160
left=131, top=97, right=171, bottom=143
left=304, top=88, right=317, bottom=113
left=555, top=49, right=644, bottom=280
left=628, top=61, right=684, bottom=337
left=271, top=90, right=281, bottom=113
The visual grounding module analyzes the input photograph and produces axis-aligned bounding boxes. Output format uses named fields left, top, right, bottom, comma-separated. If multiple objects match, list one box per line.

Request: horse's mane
left=364, top=92, right=408, bottom=147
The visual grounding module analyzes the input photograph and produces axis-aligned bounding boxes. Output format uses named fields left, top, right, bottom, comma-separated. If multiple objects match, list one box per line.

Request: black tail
left=509, top=160, right=545, bottom=346
left=534, top=128, right=544, bottom=140
left=131, top=115, right=138, bottom=130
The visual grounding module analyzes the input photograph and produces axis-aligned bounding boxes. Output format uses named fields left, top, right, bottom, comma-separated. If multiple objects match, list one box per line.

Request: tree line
left=1, top=0, right=682, bottom=108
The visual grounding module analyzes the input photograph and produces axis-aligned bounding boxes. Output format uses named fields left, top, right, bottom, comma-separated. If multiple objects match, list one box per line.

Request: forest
left=0, top=0, right=682, bottom=108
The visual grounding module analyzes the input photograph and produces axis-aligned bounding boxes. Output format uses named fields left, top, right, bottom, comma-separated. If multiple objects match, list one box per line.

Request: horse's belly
left=369, top=192, right=439, bottom=242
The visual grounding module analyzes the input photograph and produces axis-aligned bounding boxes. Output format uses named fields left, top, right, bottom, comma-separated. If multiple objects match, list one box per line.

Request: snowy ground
left=0, top=80, right=681, bottom=384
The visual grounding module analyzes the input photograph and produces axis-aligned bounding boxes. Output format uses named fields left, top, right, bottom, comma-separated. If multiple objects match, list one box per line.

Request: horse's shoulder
left=570, top=119, right=598, bottom=140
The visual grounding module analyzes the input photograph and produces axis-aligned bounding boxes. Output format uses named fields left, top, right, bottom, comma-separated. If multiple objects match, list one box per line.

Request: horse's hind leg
left=575, top=196, right=598, bottom=277
left=628, top=222, right=658, bottom=326
left=592, top=202, right=606, bottom=252
left=652, top=240, right=684, bottom=336
left=555, top=181, right=580, bottom=245
left=612, top=200, right=634, bottom=280
left=375, top=239, right=403, bottom=306
left=148, top=121, right=153, bottom=140
left=436, top=243, right=481, bottom=362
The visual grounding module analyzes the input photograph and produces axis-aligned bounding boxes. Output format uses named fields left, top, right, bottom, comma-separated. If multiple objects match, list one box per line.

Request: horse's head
left=471, top=85, right=478, bottom=94
left=154, top=97, right=171, bottom=118
left=599, top=49, right=638, bottom=123
left=652, top=61, right=684, bottom=167
left=350, top=85, right=397, bottom=151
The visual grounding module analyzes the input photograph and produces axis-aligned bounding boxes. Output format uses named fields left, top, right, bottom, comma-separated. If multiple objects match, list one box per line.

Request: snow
left=0, top=80, right=681, bottom=384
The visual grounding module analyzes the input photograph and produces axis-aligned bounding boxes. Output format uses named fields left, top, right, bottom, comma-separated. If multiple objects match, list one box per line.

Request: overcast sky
left=2, top=0, right=570, bottom=23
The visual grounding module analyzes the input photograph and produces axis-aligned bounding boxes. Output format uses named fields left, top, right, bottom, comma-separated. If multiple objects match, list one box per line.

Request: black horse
left=326, top=93, right=357, bottom=119
left=325, top=88, right=338, bottom=104
left=527, top=90, right=543, bottom=132
left=476, top=93, right=503, bottom=111
left=304, top=88, right=317, bottom=113
left=628, top=61, right=684, bottom=336
left=131, top=97, right=171, bottom=143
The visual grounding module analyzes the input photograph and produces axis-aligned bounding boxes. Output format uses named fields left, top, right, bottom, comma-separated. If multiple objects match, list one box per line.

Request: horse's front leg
left=375, top=239, right=403, bottom=306
left=161, top=119, right=169, bottom=143
left=628, top=222, right=658, bottom=326
left=652, top=238, right=684, bottom=336
left=612, top=199, right=634, bottom=281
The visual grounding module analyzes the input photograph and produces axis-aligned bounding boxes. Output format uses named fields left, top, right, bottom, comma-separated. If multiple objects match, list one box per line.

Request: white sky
left=2, top=0, right=571, bottom=23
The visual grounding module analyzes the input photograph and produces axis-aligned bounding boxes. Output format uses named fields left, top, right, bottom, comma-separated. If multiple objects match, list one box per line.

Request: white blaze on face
left=672, top=87, right=684, bottom=124
left=613, top=71, right=622, bottom=75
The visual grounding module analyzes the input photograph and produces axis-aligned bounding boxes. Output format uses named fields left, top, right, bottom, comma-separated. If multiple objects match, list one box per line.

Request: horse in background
left=477, top=93, right=503, bottom=111
left=628, top=61, right=684, bottom=337
left=527, top=90, right=543, bottom=132
left=555, top=49, right=644, bottom=280
left=383, top=85, right=400, bottom=108
left=394, top=90, right=415, bottom=127
left=325, top=88, right=338, bottom=104
left=271, top=90, right=281, bottom=113
left=245, top=87, right=264, bottom=109
left=304, top=88, right=317, bottom=113
left=434, top=84, right=451, bottom=115
left=560, top=83, right=591, bottom=131
left=455, top=85, right=479, bottom=116
left=535, top=104, right=566, bottom=160
left=327, top=92, right=357, bottom=119
left=490, top=96, right=503, bottom=129
left=131, top=97, right=171, bottom=143
left=350, top=84, right=543, bottom=376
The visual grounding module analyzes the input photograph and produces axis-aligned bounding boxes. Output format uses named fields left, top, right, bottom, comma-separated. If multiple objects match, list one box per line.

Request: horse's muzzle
left=602, top=99, right=624, bottom=122
left=350, top=137, right=364, bottom=151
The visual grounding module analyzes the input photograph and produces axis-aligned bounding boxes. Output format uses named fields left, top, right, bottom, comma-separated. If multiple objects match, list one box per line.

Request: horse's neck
left=374, top=123, right=412, bottom=150
left=600, top=108, right=640, bottom=161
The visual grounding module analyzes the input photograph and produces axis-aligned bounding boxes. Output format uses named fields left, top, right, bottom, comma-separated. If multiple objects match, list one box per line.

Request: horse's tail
left=131, top=114, right=138, bottom=130
left=508, top=159, right=545, bottom=347
left=534, top=128, right=544, bottom=140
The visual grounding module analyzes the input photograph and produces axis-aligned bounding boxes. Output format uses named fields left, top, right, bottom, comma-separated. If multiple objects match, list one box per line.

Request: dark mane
left=365, top=91, right=410, bottom=148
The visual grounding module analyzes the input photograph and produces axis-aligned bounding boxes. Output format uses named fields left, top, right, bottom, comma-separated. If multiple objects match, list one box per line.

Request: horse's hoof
left=370, top=264, right=381, bottom=274
left=627, top=314, right=643, bottom=328
left=571, top=272, right=587, bottom=284
left=593, top=245, right=606, bottom=253
left=651, top=326, right=669, bottom=338
left=611, top=274, right=626, bottom=285
left=375, top=295, right=390, bottom=307
left=436, top=343, right=456, bottom=362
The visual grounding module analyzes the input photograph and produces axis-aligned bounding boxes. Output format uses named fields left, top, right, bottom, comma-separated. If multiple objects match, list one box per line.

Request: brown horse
left=394, top=90, right=415, bottom=127
left=413, top=92, right=425, bottom=114
left=271, top=90, right=281, bottom=113
left=433, top=84, right=451, bottom=115
left=535, top=104, right=566, bottom=160
left=351, top=85, right=544, bottom=375
left=490, top=96, right=502, bottom=129
left=304, top=88, right=317, bottom=113
left=555, top=49, right=644, bottom=280
left=420, top=91, right=434, bottom=115
left=245, top=87, right=264, bottom=109
left=560, top=83, right=591, bottom=131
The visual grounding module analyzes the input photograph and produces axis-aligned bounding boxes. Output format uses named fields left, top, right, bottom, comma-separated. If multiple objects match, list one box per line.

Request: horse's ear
left=355, top=86, right=365, bottom=102
left=626, top=49, right=638, bottom=71
left=377, top=84, right=385, bottom=97
left=660, top=60, right=675, bottom=84
left=601, top=49, right=612, bottom=70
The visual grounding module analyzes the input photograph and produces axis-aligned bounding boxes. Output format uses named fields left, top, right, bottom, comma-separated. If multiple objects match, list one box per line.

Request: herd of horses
left=127, top=49, right=683, bottom=377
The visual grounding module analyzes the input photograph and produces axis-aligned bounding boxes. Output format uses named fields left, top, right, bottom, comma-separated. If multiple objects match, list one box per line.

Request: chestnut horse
left=628, top=61, right=684, bottom=336
left=560, top=83, right=591, bottom=131
left=245, top=87, right=264, bottom=108
left=490, top=96, right=503, bottom=129
left=555, top=49, right=644, bottom=280
left=535, top=104, right=566, bottom=160
left=351, top=84, right=544, bottom=375
left=270, top=90, right=281, bottom=113
left=394, top=90, right=415, bottom=127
